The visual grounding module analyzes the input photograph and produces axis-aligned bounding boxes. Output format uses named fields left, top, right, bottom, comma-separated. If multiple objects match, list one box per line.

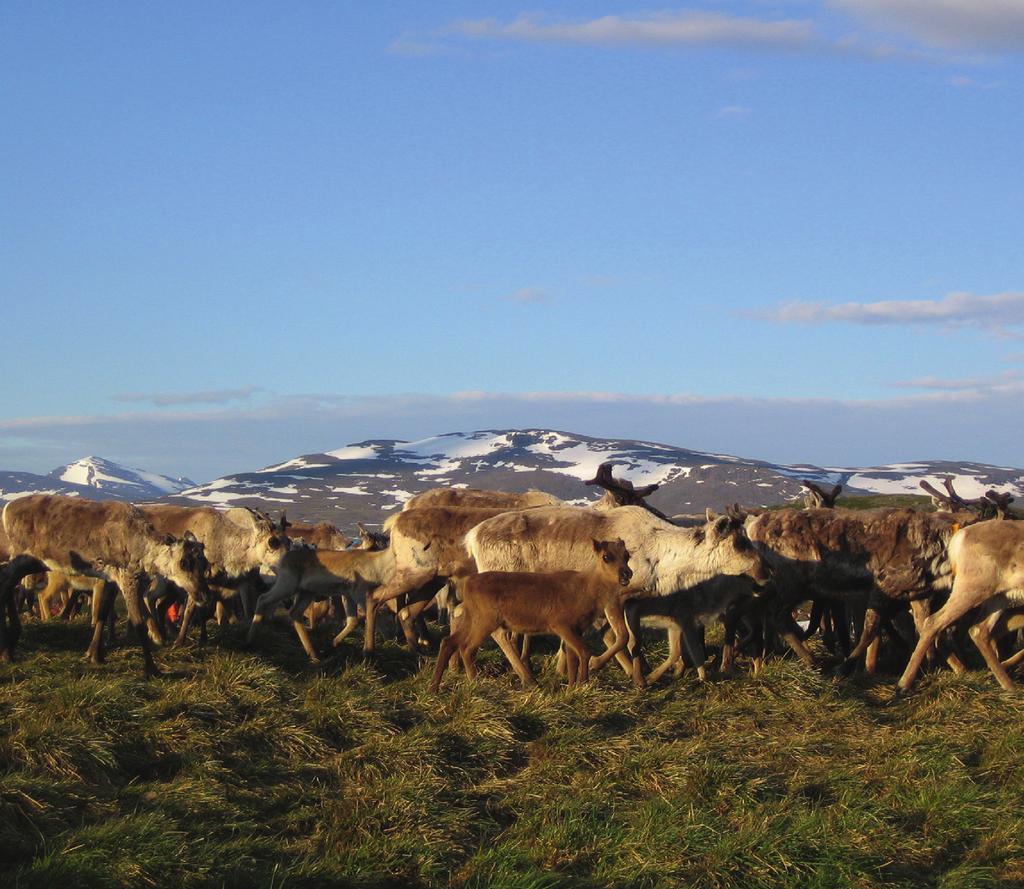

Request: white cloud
left=757, top=290, right=1024, bottom=337
left=113, top=386, right=261, bottom=407
left=831, top=0, right=1024, bottom=51
left=446, top=12, right=816, bottom=50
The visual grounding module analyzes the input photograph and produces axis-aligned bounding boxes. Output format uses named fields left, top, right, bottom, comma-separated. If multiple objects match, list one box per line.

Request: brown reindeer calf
left=430, top=538, right=635, bottom=691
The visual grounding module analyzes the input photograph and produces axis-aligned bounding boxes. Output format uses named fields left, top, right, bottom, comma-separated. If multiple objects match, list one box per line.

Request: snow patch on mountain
left=52, top=456, right=194, bottom=496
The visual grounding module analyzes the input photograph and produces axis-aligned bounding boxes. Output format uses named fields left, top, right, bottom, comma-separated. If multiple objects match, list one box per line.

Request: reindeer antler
left=801, top=480, right=842, bottom=509
left=925, top=476, right=1011, bottom=520
left=585, top=461, right=668, bottom=519
left=919, top=480, right=958, bottom=511
left=984, top=490, right=1015, bottom=520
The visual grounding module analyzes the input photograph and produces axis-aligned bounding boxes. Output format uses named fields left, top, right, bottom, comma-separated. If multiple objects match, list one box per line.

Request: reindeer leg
left=647, top=624, right=684, bottom=684
left=397, top=594, right=435, bottom=651
left=623, top=600, right=647, bottom=689
left=459, top=624, right=492, bottom=683
left=119, top=572, right=160, bottom=678
left=908, top=598, right=967, bottom=674
left=999, top=614, right=1024, bottom=670
left=0, top=583, right=19, bottom=660
left=555, top=625, right=590, bottom=685
left=430, top=634, right=460, bottom=691
left=589, top=603, right=631, bottom=673
left=287, top=592, right=321, bottom=663
left=842, top=605, right=884, bottom=673
left=898, top=582, right=987, bottom=692
left=365, top=569, right=435, bottom=654
left=969, top=608, right=1017, bottom=691
left=773, top=606, right=816, bottom=669
left=492, top=631, right=538, bottom=688
left=173, top=598, right=196, bottom=647
left=678, top=616, right=709, bottom=682
left=608, top=625, right=636, bottom=678
left=248, top=574, right=298, bottom=643
left=720, top=603, right=740, bottom=675
left=85, top=582, right=113, bottom=665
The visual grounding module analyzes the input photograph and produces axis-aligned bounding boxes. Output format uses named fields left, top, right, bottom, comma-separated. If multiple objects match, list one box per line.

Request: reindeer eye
left=268, top=537, right=280, bottom=550
left=603, top=553, right=613, bottom=562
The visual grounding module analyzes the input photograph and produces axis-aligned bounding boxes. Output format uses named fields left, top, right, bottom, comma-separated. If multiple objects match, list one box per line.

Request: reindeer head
left=163, top=531, right=210, bottom=605
left=593, top=537, right=633, bottom=586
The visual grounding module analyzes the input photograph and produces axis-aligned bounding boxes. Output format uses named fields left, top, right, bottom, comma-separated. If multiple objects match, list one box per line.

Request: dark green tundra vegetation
left=2, top=495, right=1022, bottom=888
left=2, top=612, right=1024, bottom=889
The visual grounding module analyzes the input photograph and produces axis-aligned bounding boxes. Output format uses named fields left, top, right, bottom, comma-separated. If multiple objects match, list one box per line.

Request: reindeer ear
left=183, top=530, right=198, bottom=543
left=713, top=515, right=731, bottom=536
left=705, top=508, right=716, bottom=522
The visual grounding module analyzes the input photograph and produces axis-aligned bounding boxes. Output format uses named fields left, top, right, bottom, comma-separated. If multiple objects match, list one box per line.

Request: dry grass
left=2, top=614, right=1024, bottom=888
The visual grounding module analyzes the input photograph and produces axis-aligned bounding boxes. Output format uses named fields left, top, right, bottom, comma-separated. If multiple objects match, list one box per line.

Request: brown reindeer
left=430, top=538, right=635, bottom=691
left=248, top=546, right=396, bottom=662
left=282, top=516, right=352, bottom=551
left=2, top=496, right=210, bottom=676
left=402, top=487, right=562, bottom=511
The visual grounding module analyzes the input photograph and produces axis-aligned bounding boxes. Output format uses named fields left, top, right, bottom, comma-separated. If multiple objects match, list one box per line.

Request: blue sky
left=2, top=1, right=1022, bottom=480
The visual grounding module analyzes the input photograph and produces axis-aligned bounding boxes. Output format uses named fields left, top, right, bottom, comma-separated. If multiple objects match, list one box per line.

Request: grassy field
left=2, top=615, right=1024, bottom=889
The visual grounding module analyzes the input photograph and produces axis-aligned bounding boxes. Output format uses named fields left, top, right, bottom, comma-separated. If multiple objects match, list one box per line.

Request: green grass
left=2, top=616, right=1024, bottom=889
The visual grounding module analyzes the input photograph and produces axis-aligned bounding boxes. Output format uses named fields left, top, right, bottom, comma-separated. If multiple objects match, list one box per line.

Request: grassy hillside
left=2, top=618, right=1024, bottom=888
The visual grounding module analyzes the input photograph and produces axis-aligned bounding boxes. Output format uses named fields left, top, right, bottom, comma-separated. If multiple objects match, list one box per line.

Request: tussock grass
left=2, top=617, right=1024, bottom=888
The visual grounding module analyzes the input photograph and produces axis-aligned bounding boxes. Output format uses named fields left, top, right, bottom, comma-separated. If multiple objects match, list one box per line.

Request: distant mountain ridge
left=0, top=456, right=194, bottom=503
left=170, top=429, right=1024, bottom=526
left=2, top=432, right=1021, bottom=528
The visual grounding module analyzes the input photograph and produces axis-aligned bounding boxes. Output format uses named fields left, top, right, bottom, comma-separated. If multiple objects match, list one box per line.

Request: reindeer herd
left=1, top=466, right=1022, bottom=696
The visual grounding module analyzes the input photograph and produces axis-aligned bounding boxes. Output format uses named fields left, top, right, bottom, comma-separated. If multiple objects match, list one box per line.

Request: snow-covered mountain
left=51, top=456, right=194, bottom=498
left=171, top=429, right=1024, bottom=526
left=2, top=432, right=1020, bottom=526
left=0, top=456, right=194, bottom=503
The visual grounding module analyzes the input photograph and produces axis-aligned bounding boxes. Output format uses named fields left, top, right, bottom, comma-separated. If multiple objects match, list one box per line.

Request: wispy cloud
left=715, top=104, right=752, bottom=118
left=387, top=38, right=447, bottom=57
left=403, top=7, right=992, bottom=63
left=503, top=286, right=550, bottom=304
left=756, top=290, right=1024, bottom=338
left=891, top=369, right=1024, bottom=396
left=113, top=386, right=262, bottom=407
left=947, top=74, right=1003, bottom=88
left=446, top=12, right=817, bottom=50
left=831, top=0, right=1024, bottom=52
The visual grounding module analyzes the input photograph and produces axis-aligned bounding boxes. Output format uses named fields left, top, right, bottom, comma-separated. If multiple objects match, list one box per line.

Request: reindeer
left=898, top=520, right=1024, bottom=692
left=248, top=546, right=396, bottom=662
left=431, top=538, right=636, bottom=690
left=617, top=573, right=766, bottom=684
left=402, top=487, right=563, bottom=511
left=0, top=555, right=48, bottom=660
left=281, top=515, right=352, bottom=551
left=2, top=496, right=209, bottom=676
left=463, top=466, right=772, bottom=685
